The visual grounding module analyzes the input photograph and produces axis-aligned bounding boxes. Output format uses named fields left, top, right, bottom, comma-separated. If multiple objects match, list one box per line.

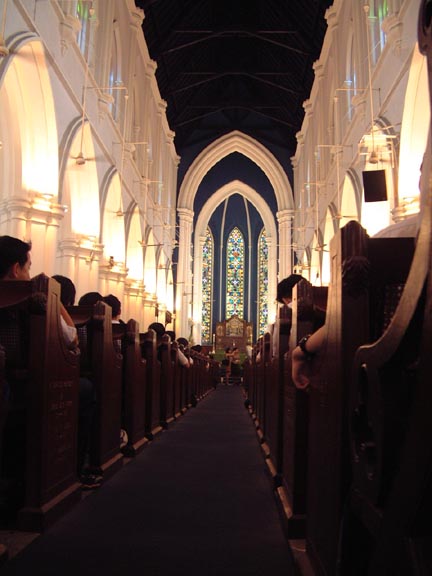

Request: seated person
left=0, top=238, right=99, bottom=488
left=102, top=294, right=124, bottom=324
left=165, top=330, right=190, bottom=368
left=78, top=291, right=103, bottom=306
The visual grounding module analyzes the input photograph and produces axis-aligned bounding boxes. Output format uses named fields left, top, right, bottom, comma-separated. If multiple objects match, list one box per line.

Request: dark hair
left=78, top=292, right=103, bottom=306
left=0, top=235, right=32, bottom=279
left=177, top=337, right=188, bottom=347
left=276, top=274, right=304, bottom=303
left=102, top=294, right=121, bottom=318
left=148, top=322, right=165, bottom=339
left=52, top=275, right=76, bottom=306
left=165, top=330, right=176, bottom=342
left=225, top=347, right=232, bottom=353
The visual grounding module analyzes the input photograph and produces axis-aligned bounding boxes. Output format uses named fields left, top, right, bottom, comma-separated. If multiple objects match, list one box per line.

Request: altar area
left=215, top=315, right=253, bottom=353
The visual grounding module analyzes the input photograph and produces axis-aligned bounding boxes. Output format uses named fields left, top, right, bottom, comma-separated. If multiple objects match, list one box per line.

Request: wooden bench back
left=305, top=223, right=415, bottom=575
left=140, top=329, right=162, bottom=438
left=112, top=319, right=147, bottom=455
left=0, top=274, right=80, bottom=530
left=68, top=302, right=123, bottom=477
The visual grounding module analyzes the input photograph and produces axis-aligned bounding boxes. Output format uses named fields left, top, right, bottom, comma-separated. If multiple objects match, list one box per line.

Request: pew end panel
left=0, top=275, right=81, bottom=531
left=343, top=170, right=431, bottom=572
left=280, top=280, right=327, bottom=539
left=112, top=320, right=148, bottom=456
left=303, top=223, right=415, bottom=576
left=69, top=302, right=123, bottom=478
left=140, top=330, right=163, bottom=439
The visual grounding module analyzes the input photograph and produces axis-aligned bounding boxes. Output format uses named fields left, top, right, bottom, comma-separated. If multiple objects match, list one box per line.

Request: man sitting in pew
left=0, top=237, right=100, bottom=489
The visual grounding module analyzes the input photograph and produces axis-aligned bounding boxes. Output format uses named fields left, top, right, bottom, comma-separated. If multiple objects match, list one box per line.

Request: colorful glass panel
left=226, top=227, right=244, bottom=318
left=201, top=228, right=213, bottom=344
left=258, top=229, right=269, bottom=335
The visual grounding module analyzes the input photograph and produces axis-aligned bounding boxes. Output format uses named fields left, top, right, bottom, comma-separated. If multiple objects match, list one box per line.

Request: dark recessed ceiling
left=135, top=0, right=333, bottom=159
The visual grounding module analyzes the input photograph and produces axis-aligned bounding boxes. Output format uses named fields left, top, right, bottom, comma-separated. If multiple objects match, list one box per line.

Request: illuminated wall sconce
left=86, top=250, right=95, bottom=264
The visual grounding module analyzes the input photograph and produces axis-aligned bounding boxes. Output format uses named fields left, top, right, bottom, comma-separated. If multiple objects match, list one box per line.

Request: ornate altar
left=215, top=314, right=253, bottom=352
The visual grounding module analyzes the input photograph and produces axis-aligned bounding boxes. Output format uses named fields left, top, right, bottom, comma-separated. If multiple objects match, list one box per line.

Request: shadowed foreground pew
left=303, top=222, right=415, bottom=576
left=334, top=9, right=432, bottom=573
left=68, top=302, right=123, bottom=478
left=0, top=275, right=81, bottom=531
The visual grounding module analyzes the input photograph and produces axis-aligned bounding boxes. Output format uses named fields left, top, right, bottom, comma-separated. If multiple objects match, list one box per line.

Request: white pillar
left=176, top=207, right=194, bottom=338
left=276, top=209, right=295, bottom=280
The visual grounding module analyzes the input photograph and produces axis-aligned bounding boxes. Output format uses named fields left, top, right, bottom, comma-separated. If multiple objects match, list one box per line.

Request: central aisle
left=1, top=386, right=295, bottom=576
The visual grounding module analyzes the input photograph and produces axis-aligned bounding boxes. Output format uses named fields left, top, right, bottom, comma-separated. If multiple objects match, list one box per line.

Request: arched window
left=226, top=227, right=244, bottom=318
left=368, top=0, right=389, bottom=65
left=257, top=228, right=269, bottom=336
left=76, top=1, right=98, bottom=65
left=109, top=26, right=124, bottom=123
left=201, top=227, right=214, bottom=345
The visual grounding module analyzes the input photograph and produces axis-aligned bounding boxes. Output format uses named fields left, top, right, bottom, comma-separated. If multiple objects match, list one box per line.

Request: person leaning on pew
left=291, top=326, right=325, bottom=390
left=0, top=236, right=100, bottom=489
left=0, top=236, right=77, bottom=348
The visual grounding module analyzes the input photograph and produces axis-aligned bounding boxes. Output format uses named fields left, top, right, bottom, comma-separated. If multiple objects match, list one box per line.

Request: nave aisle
left=1, top=386, right=295, bottom=576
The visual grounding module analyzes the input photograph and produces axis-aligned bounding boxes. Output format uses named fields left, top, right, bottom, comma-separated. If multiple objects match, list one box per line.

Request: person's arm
left=291, top=326, right=325, bottom=390
left=59, top=303, right=79, bottom=348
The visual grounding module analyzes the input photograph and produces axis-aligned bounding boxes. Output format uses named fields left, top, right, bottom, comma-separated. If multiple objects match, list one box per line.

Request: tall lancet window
left=226, top=227, right=244, bottom=318
left=258, top=229, right=269, bottom=335
left=201, top=227, right=214, bottom=345
left=76, top=1, right=97, bottom=64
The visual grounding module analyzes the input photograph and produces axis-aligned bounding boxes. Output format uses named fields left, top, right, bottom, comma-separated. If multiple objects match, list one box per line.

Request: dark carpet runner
left=1, top=386, right=295, bottom=576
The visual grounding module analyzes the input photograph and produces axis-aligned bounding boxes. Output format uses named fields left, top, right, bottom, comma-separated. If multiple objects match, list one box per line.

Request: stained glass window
left=226, top=227, right=244, bottom=318
left=258, top=229, right=269, bottom=335
left=201, top=227, right=213, bottom=344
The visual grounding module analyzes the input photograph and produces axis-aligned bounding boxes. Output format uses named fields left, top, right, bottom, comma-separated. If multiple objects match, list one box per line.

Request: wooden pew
left=254, top=332, right=272, bottom=445
left=171, top=342, right=186, bottom=417
left=266, top=279, right=327, bottom=538
left=140, top=329, right=162, bottom=439
left=68, top=302, right=123, bottom=477
left=159, top=334, right=175, bottom=428
left=245, top=340, right=260, bottom=419
left=112, top=320, right=148, bottom=456
left=177, top=343, right=191, bottom=412
left=301, top=222, right=415, bottom=576
left=0, top=274, right=81, bottom=531
left=336, top=11, right=432, bottom=572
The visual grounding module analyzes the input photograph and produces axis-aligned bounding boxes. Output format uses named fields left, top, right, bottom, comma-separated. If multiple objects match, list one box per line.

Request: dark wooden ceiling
left=135, top=0, right=333, bottom=160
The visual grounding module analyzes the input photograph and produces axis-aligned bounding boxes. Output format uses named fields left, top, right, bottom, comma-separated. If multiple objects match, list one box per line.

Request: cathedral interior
left=1, top=1, right=431, bottom=575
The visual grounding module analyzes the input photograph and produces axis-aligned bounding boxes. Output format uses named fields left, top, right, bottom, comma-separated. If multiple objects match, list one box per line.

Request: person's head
left=276, top=274, right=304, bottom=305
left=78, top=292, right=103, bottom=306
left=165, top=330, right=176, bottom=342
left=148, top=322, right=165, bottom=341
left=177, top=337, right=189, bottom=348
left=102, top=294, right=122, bottom=319
left=225, top=347, right=232, bottom=354
left=0, top=235, right=32, bottom=280
left=52, top=275, right=76, bottom=306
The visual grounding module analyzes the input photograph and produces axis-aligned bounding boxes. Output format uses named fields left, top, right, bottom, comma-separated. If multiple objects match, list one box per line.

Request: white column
left=176, top=207, right=194, bottom=338
left=276, top=209, right=295, bottom=280
left=192, top=234, right=205, bottom=344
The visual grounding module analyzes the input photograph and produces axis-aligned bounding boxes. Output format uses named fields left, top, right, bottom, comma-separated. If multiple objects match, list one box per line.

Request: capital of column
left=130, top=7, right=144, bottom=30
left=276, top=209, right=295, bottom=225
left=177, top=207, right=194, bottom=225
